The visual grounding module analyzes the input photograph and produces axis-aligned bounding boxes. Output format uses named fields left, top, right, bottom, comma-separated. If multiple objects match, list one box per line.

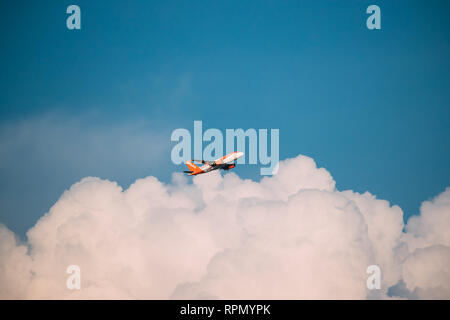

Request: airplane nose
left=237, top=152, right=244, bottom=158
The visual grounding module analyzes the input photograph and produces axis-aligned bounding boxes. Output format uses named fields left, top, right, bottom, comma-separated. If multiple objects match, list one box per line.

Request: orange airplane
left=183, top=151, right=244, bottom=176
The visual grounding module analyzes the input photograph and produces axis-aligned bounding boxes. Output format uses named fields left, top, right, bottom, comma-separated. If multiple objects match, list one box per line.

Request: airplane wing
left=191, top=159, right=215, bottom=165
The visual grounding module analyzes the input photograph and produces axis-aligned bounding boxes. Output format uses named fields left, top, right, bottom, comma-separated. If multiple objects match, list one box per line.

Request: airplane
left=183, top=151, right=244, bottom=176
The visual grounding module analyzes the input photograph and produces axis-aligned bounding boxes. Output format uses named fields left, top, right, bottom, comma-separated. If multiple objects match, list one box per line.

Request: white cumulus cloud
left=0, top=155, right=449, bottom=299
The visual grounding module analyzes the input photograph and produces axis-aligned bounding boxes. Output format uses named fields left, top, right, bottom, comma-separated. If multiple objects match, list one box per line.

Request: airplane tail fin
left=185, top=160, right=203, bottom=175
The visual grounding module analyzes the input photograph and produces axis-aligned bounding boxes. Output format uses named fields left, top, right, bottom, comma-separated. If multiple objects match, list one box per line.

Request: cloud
left=0, top=155, right=449, bottom=299
left=399, top=188, right=450, bottom=299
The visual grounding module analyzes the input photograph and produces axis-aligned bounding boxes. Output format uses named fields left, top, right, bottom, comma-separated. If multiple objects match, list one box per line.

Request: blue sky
left=0, top=0, right=449, bottom=237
